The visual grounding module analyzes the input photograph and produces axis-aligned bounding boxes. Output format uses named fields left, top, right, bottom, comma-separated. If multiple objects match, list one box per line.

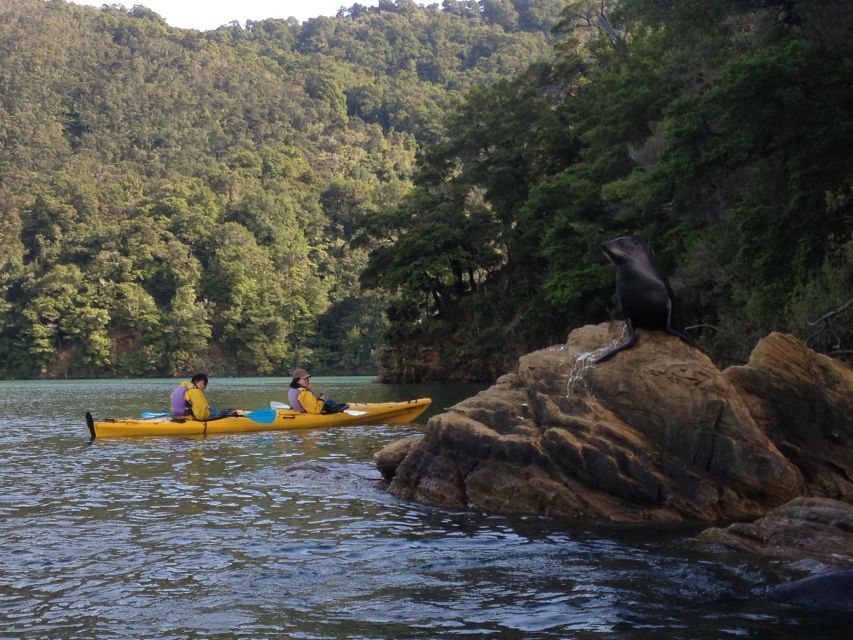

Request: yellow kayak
left=86, top=398, right=431, bottom=438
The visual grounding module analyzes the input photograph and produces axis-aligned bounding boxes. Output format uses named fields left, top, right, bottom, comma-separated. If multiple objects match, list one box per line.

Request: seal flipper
left=593, top=319, right=637, bottom=363
left=665, top=294, right=702, bottom=350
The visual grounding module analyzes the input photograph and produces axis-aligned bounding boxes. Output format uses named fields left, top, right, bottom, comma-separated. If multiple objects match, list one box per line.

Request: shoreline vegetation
left=1, top=1, right=850, bottom=382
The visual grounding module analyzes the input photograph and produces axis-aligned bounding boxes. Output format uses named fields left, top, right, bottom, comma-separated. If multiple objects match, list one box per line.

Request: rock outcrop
left=696, top=497, right=853, bottom=567
left=375, top=324, right=853, bottom=522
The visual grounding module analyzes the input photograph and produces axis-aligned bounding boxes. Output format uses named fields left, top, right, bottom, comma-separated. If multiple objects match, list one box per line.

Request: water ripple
left=0, top=379, right=844, bottom=639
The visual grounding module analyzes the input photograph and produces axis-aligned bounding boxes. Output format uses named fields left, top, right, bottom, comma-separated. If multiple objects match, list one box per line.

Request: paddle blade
left=245, top=409, right=277, bottom=424
left=270, top=401, right=291, bottom=410
left=141, top=411, right=171, bottom=419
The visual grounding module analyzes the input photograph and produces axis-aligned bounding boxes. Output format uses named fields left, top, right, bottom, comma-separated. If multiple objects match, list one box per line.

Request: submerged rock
left=763, top=569, right=853, bottom=613
left=376, top=324, right=853, bottom=522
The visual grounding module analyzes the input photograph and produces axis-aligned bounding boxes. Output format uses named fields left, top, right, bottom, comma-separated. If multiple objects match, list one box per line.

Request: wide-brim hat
left=292, top=368, right=310, bottom=379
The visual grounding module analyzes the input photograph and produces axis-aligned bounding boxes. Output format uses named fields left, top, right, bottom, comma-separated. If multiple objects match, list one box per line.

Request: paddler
left=170, top=373, right=246, bottom=420
left=287, top=368, right=348, bottom=414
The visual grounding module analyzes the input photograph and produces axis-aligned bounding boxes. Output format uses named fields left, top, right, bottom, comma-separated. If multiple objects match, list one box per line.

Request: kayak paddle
left=139, top=409, right=278, bottom=424
left=271, top=399, right=366, bottom=416
left=242, top=408, right=277, bottom=424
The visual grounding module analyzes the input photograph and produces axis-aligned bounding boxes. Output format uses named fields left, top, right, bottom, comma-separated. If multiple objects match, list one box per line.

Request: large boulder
left=376, top=324, right=853, bottom=522
left=724, top=333, right=852, bottom=496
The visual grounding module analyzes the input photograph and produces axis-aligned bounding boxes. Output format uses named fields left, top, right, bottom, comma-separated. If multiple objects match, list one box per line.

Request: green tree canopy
left=0, top=0, right=565, bottom=378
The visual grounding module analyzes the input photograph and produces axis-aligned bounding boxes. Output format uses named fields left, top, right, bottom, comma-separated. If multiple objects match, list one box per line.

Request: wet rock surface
left=376, top=324, right=853, bottom=523
left=696, top=496, right=853, bottom=568
left=763, top=568, right=853, bottom=613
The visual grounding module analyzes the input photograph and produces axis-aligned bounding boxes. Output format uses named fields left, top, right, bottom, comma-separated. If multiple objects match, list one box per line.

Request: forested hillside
left=0, top=0, right=565, bottom=378
left=360, top=0, right=853, bottom=380
left=3, top=0, right=850, bottom=382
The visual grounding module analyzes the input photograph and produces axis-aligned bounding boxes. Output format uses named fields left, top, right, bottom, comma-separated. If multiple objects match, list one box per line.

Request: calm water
left=0, top=377, right=844, bottom=638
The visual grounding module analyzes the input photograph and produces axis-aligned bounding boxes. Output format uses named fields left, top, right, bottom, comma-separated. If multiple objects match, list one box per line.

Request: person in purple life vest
left=287, top=368, right=348, bottom=414
left=170, top=373, right=246, bottom=420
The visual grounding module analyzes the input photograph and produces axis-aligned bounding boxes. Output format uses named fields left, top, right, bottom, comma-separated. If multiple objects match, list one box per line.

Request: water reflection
left=0, top=379, right=844, bottom=638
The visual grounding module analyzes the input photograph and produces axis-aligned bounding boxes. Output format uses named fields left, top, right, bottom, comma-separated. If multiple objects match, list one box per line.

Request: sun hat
left=291, top=368, right=310, bottom=379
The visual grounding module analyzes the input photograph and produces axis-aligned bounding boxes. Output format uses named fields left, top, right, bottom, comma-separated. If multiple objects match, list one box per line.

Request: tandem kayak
left=85, top=398, right=432, bottom=439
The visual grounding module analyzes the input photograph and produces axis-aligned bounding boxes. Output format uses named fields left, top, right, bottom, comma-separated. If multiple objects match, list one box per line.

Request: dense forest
left=1, top=0, right=850, bottom=381
left=0, top=0, right=565, bottom=378
left=360, top=0, right=853, bottom=379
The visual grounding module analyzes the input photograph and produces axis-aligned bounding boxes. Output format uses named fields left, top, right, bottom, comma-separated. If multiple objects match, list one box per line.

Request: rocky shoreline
left=375, top=324, right=853, bottom=576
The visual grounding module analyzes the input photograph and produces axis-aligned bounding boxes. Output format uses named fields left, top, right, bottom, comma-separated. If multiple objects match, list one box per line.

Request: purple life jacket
left=288, top=387, right=305, bottom=412
left=170, top=385, right=189, bottom=417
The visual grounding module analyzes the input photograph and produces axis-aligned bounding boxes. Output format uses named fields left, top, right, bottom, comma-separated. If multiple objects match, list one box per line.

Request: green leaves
left=356, top=0, right=853, bottom=376
left=0, top=1, right=569, bottom=377
left=5, top=0, right=848, bottom=378
left=20, top=265, right=111, bottom=374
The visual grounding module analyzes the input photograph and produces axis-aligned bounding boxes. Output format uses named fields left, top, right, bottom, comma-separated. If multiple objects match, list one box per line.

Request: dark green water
left=0, top=377, right=845, bottom=638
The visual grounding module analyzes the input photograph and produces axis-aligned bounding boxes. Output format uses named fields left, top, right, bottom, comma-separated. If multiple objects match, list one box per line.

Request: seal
left=594, top=235, right=699, bottom=363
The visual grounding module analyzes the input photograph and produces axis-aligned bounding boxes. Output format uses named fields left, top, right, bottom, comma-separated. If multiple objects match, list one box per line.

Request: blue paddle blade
left=140, top=410, right=276, bottom=423
left=244, top=409, right=277, bottom=424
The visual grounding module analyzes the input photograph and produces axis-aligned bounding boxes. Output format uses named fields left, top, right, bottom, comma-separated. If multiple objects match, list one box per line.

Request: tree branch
left=807, top=298, right=853, bottom=326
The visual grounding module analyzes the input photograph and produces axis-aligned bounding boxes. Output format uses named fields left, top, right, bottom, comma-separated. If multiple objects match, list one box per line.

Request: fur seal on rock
left=594, top=235, right=699, bottom=363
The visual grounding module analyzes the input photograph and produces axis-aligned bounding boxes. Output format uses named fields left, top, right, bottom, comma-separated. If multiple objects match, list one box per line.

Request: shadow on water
left=0, top=378, right=847, bottom=638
